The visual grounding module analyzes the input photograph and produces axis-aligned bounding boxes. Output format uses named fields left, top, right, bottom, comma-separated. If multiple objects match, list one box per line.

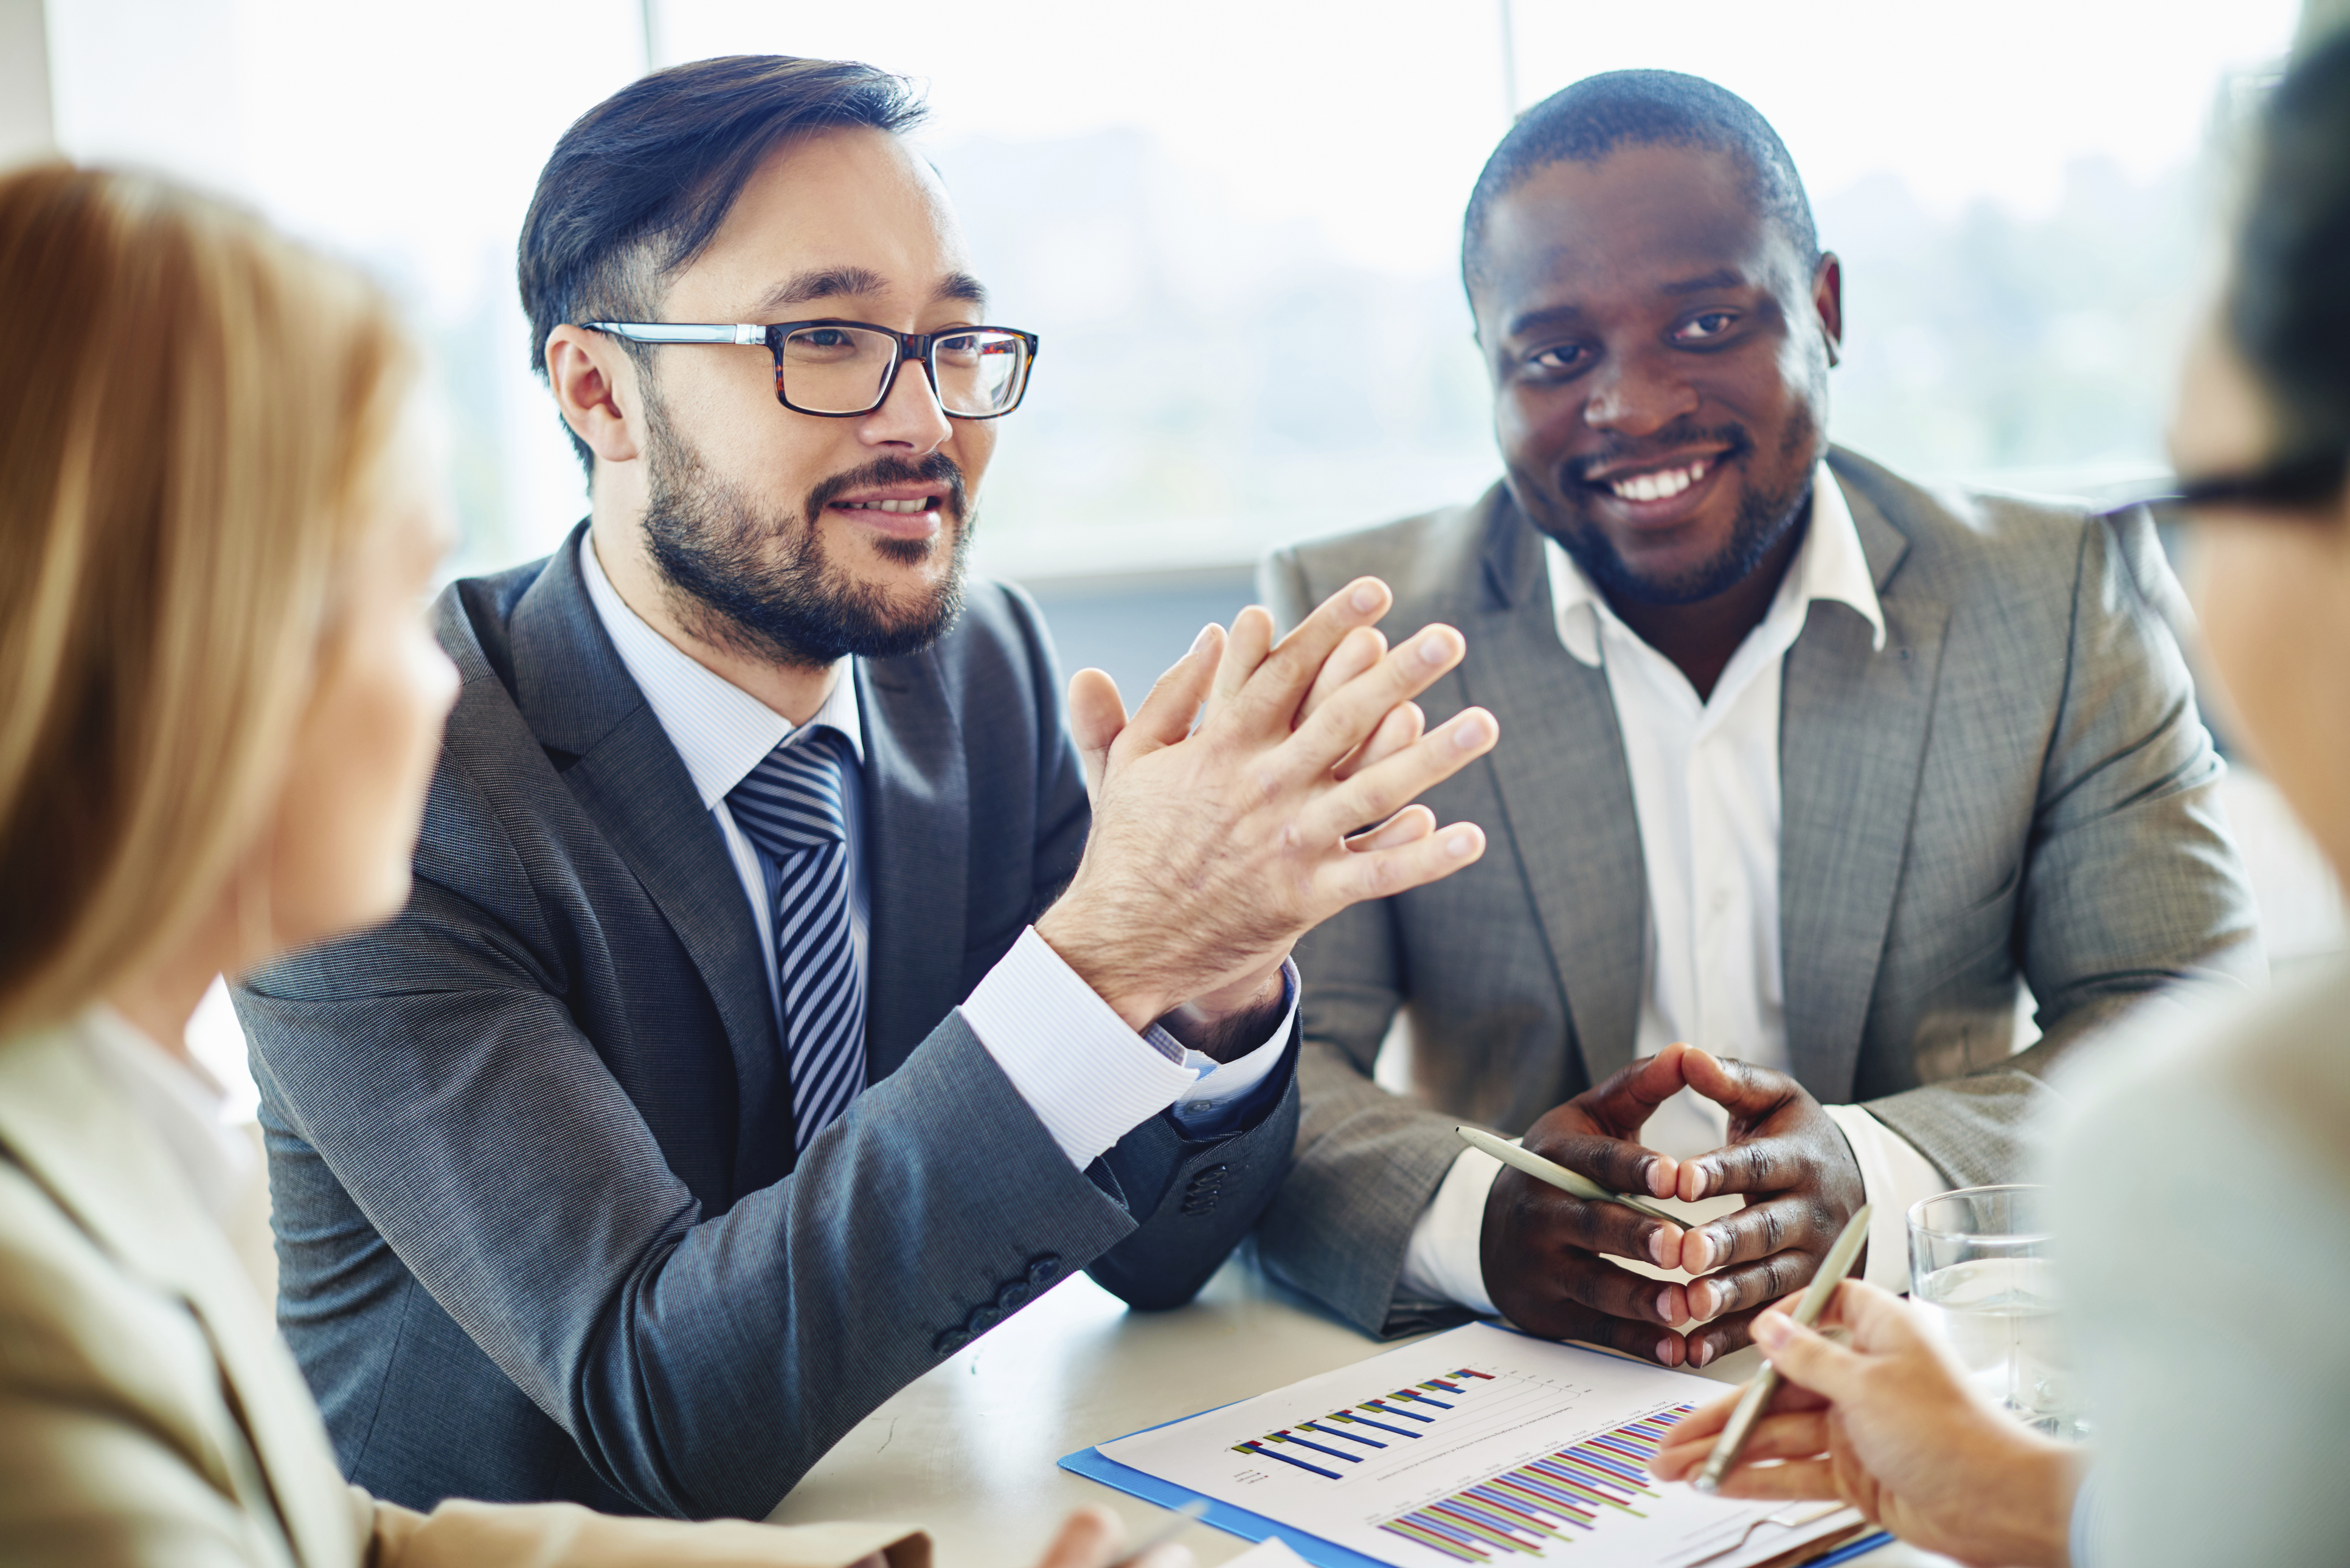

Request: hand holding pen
left=1648, top=1274, right=2082, bottom=1567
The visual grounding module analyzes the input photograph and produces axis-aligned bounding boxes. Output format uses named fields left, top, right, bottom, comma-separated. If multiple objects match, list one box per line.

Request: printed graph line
left=1375, top=1404, right=1694, bottom=1562
left=1233, top=1368, right=1497, bottom=1474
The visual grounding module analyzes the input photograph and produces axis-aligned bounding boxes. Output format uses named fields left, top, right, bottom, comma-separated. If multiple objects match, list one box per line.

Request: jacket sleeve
left=239, top=814, right=1139, bottom=1522
left=365, top=1490, right=929, bottom=1568
left=986, top=582, right=1305, bottom=1311
left=1863, top=504, right=2265, bottom=1183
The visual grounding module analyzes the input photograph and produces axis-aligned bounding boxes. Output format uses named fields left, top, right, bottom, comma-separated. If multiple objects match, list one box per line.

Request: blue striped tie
left=727, top=728, right=865, bottom=1152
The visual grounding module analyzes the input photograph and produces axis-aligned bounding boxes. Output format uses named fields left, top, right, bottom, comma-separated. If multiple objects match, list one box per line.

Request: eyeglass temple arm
left=586, top=322, right=769, bottom=346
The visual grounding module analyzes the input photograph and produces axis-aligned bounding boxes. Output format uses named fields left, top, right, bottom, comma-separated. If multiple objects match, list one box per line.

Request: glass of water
left=1907, top=1185, right=2083, bottom=1438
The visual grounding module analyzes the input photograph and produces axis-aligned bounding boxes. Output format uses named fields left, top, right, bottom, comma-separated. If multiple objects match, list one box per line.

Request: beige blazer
left=0, top=1019, right=929, bottom=1568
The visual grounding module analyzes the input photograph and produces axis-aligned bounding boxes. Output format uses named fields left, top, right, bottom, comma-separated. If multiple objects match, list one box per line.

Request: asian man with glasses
left=232, top=55, right=1501, bottom=1523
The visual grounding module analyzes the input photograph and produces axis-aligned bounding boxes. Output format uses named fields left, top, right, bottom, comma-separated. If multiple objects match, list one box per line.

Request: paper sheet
left=1097, top=1323, right=1858, bottom=1568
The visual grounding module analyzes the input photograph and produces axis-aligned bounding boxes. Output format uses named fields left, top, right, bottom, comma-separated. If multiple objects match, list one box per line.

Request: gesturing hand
left=1039, top=577, right=1498, bottom=1032
left=1648, top=1282, right=2078, bottom=1568
left=1480, top=1044, right=1696, bottom=1366
left=1671, top=1049, right=1866, bottom=1368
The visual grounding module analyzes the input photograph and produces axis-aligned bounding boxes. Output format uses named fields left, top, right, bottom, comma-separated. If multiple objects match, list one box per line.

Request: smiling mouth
left=1598, top=457, right=1714, bottom=503
left=831, top=496, right=940, bottom=514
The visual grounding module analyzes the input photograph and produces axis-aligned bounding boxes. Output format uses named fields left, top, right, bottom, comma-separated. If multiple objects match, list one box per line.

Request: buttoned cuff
left=960, top=928, right=1294, bottom=1169
left=1821, top=1103, right=1949, bottom=1293
left=1398, top=1142, right=1505, bottom=1314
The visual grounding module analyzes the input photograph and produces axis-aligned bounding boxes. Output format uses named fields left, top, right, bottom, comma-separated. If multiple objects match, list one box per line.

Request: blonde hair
left=0, top=165, right=418, bottom=1037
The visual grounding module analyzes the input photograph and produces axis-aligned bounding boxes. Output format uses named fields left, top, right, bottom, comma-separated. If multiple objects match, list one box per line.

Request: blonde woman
left=0, top=164, right=1177, bottom=1568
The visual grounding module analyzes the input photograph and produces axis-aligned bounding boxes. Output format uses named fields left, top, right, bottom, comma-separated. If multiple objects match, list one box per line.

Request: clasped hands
left=1482, top=1040, right=1866, bottom=1368
left=1036, top=576, right=1498, bottom=1053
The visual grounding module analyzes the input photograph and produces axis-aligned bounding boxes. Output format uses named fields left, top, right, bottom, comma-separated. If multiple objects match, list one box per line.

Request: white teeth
left=1607, top=458, right=1710, bottom=502
left=840, top=497, right=934, bottom=513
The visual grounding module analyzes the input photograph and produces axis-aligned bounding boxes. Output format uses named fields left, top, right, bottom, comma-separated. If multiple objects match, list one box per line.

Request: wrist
left=1967, top=1428, right=2082, bottom=1568
left=1032, top=906, right=1167, bottom=1032
left=1157, top=967, right=1286, bottom=1063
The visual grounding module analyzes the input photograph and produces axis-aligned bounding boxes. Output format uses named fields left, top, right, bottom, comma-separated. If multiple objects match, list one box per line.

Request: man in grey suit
left=1255, top=71, right=2259, bottom=1369
left=234, top=57, right=1498, bottom=1522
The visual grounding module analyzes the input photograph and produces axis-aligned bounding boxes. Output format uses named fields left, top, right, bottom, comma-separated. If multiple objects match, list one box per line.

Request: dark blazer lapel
left=1779, top=465, right=1951, bottom=1099
left=507, top=529, right=783, bottom=1135
left=856, top=648, right=969, bottom=1082
left=1458, top=491, right=1649, bottom=1089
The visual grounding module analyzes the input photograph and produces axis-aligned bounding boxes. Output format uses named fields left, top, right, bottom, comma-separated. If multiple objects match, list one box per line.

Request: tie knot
left=729, top=728, right=851, bottom=861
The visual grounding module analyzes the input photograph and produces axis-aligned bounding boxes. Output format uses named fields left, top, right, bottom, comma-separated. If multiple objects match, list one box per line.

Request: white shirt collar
left=1542, top=460, right=1886, bottom=668
left=75, top=1005, right=255, bottom=1229
left=579, top=531, right=866, bottom=809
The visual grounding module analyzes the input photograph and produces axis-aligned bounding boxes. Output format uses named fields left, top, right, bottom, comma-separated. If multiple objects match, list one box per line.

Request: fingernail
left=1655, top=1336, right=1675, bottom=1364
left=1755, top=1314, right=1791, bottom=1349
left=1659, top=1286, right=1678, bottom=1321
left=1651, top=1231, right=1675, bottom=1266
left=1419, top=630, right=1456, bottom=666
left=1691, top=1339, right=1714, bottom=1369
left=1451, top=714, right=1490, bottom=751
left=1189, top=623, right=1217, bottom=655
left=1351, top=582, right=1382, bottom=612
left=1444, top=829, right=1478, bottom=857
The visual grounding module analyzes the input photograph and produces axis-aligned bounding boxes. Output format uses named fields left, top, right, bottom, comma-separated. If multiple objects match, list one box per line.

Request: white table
left=769, top=1253, right=1942, bottom=1568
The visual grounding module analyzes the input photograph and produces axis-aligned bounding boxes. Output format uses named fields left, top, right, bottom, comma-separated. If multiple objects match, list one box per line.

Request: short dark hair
left=2229, top=30, right=2350, bottom=459
left=518, top=55, right=926, bottom=475
left=1461, top=70, right=1819, bottom=298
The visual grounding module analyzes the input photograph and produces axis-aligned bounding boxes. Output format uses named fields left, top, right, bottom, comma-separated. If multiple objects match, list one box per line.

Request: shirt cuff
left=1398, top=1143, right=1504, bottom=1314
left=960, top=927, right=1302, bottom=1170
left=1821, top=1103, right=1950, bottom=1293
left=1165, top=961, right=1298, bottom=1139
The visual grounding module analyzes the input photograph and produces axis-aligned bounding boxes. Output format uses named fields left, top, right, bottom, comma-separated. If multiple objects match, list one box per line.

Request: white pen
left=1454, top=1125, right=1684, bottom=1225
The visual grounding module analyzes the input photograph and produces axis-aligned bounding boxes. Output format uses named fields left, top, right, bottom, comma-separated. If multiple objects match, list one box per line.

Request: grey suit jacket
left=235, top=525, right=1297, bottom=1521
left=1255, top=448, right=2261, bottom=1335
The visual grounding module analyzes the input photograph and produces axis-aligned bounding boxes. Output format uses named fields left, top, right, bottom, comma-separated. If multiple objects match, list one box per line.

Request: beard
left=1542, top=406, right=1821, bottom=608
left=638, top=392, right=974, bottom=671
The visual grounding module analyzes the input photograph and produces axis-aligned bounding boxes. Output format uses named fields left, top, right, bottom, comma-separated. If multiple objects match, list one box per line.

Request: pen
left=1690, top=1203, right=1873, bottom=1494
left=1109, top=1499, right=1208, bottom=1566
left=1455, top=1125, right=1684, bottom=1226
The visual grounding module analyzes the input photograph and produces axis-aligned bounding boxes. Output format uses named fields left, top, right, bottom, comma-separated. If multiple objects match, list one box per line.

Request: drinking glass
left=1907, top=1184, right=2084, bottom=1438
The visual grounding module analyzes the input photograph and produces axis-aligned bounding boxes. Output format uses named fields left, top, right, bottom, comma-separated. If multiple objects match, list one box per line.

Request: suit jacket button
left=965, top=1304, right=1002, bottom=1336
left=996, top=1279, right=1033, bottom=1311
left=934, top=1327, right=971, bottom=1355
left=1027, top=1254, right=1061, bottom=1285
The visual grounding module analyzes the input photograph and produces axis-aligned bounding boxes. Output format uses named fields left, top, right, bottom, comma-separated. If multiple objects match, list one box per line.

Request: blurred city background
left=3, top=0, right=2342, bottom=1095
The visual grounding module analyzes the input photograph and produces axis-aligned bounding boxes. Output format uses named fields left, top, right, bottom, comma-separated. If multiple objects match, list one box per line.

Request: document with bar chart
left=1094, top=1323, right=1859, bottom=1568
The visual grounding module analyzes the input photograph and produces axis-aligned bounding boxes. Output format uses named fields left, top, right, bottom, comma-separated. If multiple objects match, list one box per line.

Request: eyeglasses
left=584, top=319, right=1039, bottom=419
left=2155, top=447, right=2347, bottom=513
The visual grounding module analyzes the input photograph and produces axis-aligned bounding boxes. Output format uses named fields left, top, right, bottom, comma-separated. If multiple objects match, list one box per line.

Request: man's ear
left=1812, top=252, right=1844, bottom=368
left=544, top=326, right=645, bottom=466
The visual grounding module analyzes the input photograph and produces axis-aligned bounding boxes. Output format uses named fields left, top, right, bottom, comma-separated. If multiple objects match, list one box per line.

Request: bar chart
left=1232, top=1368, right=1497, bottom=1479
left=1376, top=1405, right=1694, bottom=1561
left=1097, top=1322, right=1856, bottom=1568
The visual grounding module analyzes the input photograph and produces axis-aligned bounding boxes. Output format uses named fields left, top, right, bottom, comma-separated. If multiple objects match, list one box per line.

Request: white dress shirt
left=1399, top=465, right=1944, bottom=1311
left=580, top=535, right=1293, bottom=1170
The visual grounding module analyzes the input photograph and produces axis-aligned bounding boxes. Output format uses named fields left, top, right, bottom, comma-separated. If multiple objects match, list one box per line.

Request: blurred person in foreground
left=232, top=53, right=1498, bottom=1522
left=1652, top=33, right=2350, bottom=1566
left=1255, top=70, right=2259, bottom=1364
left=0, top=159, right=1201, bottom=1568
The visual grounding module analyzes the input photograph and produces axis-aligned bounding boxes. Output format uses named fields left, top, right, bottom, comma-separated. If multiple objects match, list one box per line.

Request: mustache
left=806, top=452, right=969, bottom=522
left=1562, top=422, right=1753, bottom=486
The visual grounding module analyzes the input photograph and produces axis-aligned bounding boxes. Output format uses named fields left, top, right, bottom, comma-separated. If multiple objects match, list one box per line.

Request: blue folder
left=1059, top=1415, right=1892, bottom=1568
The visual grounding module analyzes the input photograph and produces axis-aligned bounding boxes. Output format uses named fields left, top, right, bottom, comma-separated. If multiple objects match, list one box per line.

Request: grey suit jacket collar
left=1465, top=451, right=1950, bottom=1097
left=504, top=525, right=969, bottom=1130
left=0, top=1022, right=356, bottom=1567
